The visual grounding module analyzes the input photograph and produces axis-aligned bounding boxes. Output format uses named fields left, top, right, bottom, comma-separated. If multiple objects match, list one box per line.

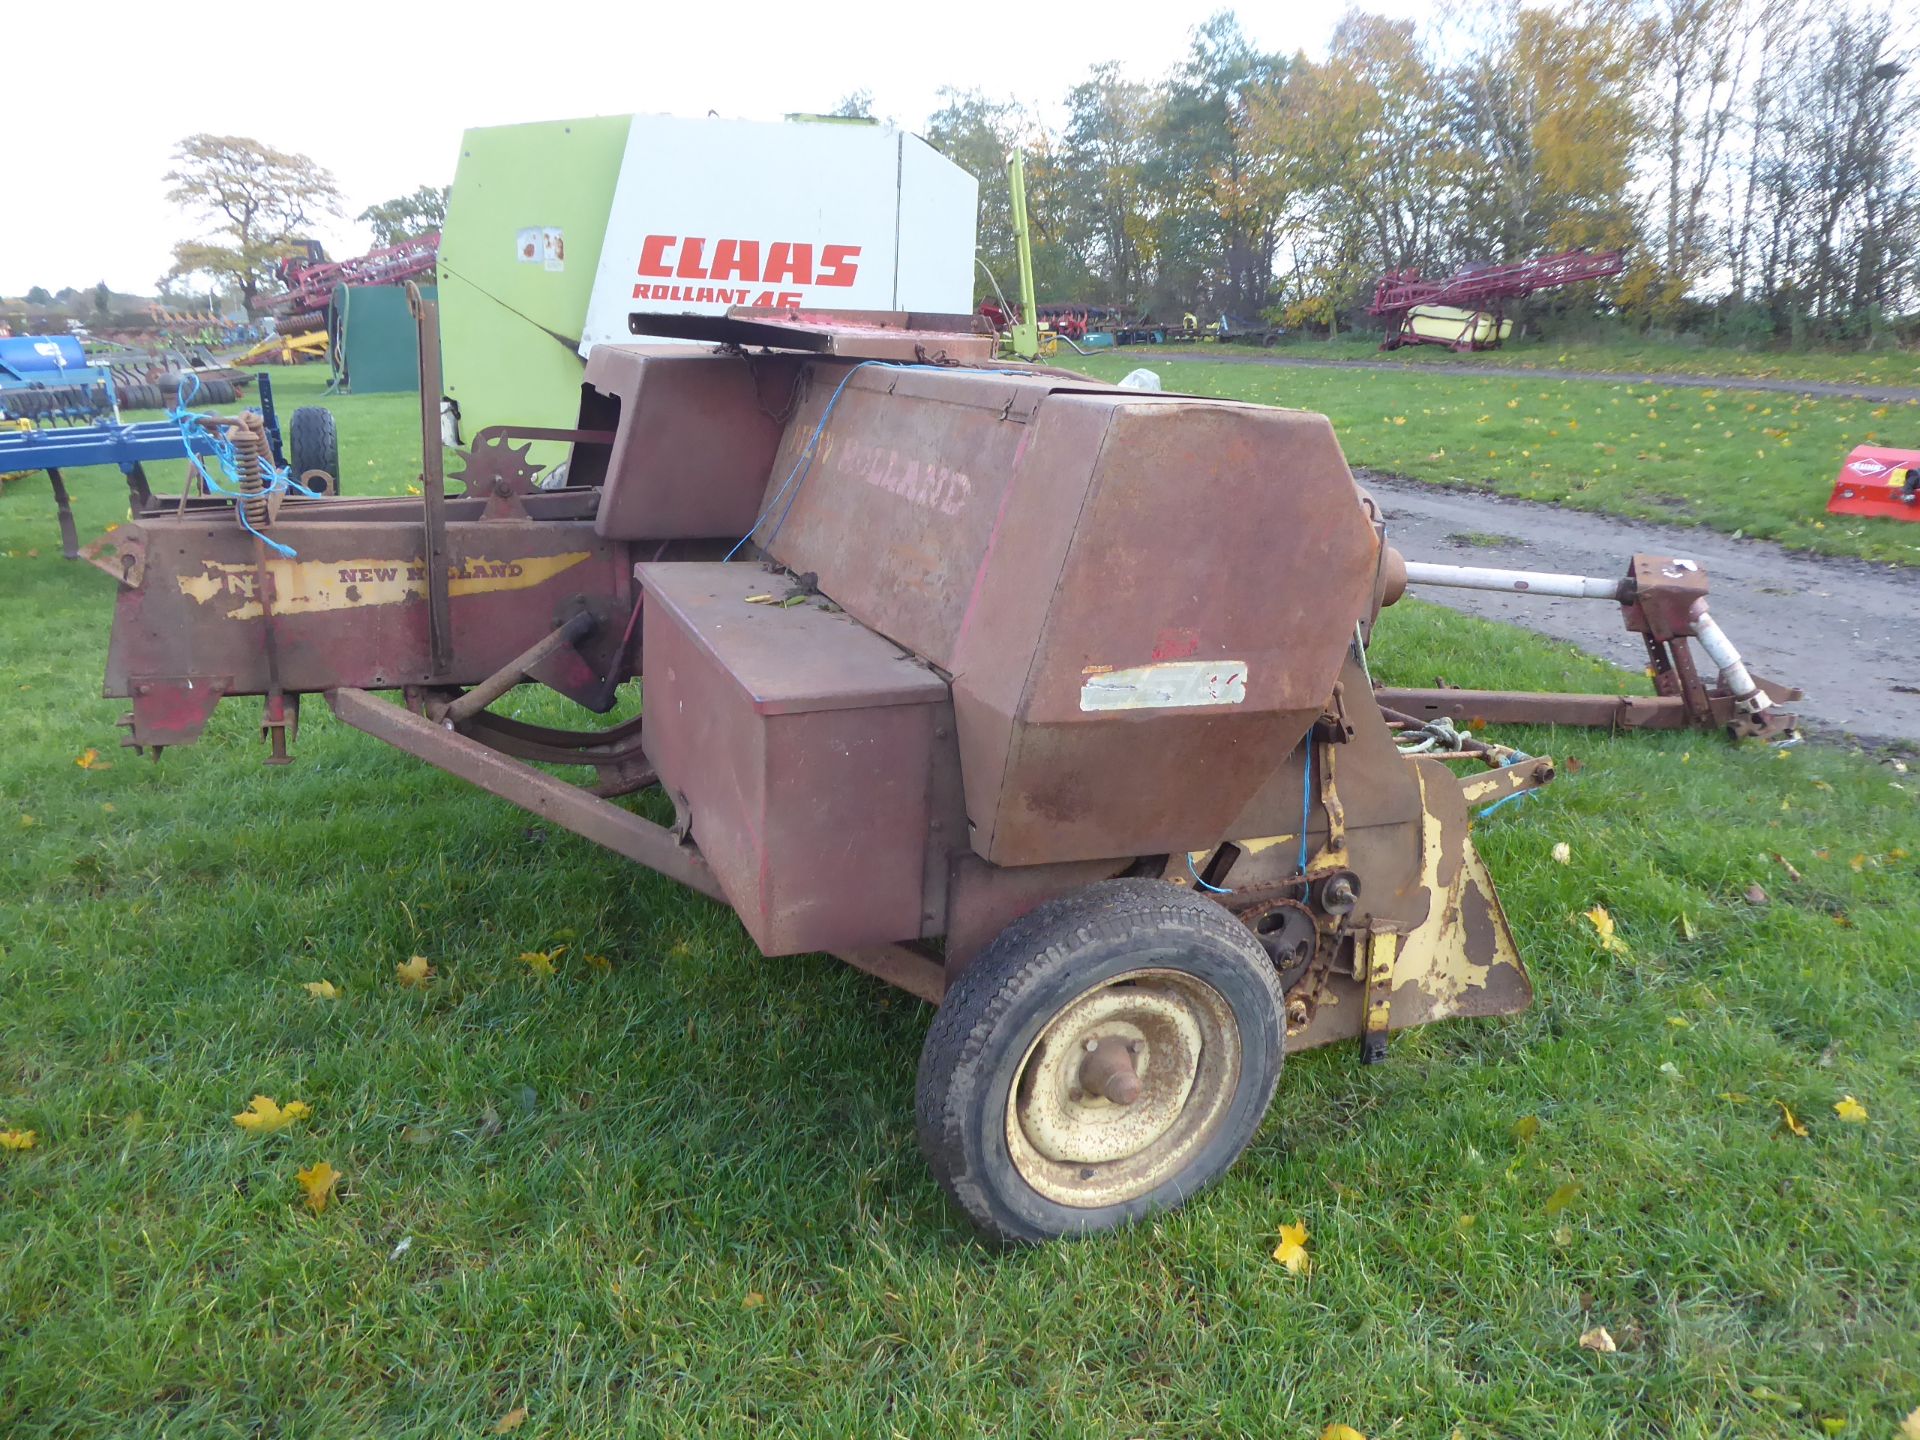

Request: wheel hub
left=1006, top=968, right=1240, bottom=1208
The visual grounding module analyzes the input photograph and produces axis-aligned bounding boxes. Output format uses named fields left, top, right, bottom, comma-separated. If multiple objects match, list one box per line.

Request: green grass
left=2, top=369, right=1918, bottom=1437
left=1070, top=354, right=1920, bottom=566
left=1172, top=333, right=1920, bottom=389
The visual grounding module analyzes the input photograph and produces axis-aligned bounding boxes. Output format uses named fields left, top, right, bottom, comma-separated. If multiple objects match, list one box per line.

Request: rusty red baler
left=91, top=300, right=1555, bottom=1242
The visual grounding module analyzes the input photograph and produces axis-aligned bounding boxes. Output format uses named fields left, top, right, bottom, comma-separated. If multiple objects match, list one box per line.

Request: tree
left=93, top=281, right=111, bottom=318
left=24, top=286, right=51, bottom=305
left=1059, top=64, right=1161, bottom=304
left=1148, top=13, right=1291, bottom=319
left=356, top=184, right=449, bottom=248
left=829, top=89, right=874, bottom=119
left=164, top=134, right=341, bottom=309
left=1636, top=0, right=1756, bottom=317
left=926, top=88, right=1026, bottom=298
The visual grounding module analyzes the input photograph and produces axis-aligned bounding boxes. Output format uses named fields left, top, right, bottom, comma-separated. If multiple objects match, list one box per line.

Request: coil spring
left=229, top=415, right=269, bottom=531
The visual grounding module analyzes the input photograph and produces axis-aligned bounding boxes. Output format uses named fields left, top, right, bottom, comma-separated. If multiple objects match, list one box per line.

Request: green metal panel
left=335, top=284, right=433, bottom=394
left=439, top=115, right=633, bottom=467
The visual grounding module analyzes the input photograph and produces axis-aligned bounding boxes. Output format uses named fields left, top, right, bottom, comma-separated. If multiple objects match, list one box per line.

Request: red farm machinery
left=246, top=233, right=442, bottom=351
left=1369, top=247, right=1626, bottom=352
left=81, top=296, right=1793, bottom=1242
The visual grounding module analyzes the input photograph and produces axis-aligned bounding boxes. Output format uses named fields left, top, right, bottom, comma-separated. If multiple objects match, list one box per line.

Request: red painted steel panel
left=639, top=562, right=944, bottom=954
left=588, top=347, right=802, bottom=540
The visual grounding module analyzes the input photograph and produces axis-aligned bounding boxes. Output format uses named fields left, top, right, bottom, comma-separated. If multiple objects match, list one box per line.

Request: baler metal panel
left=638, top=561, right=946, bottom=955
left=105, top=502, right=633, bottom=703
left=588, top=347, right=802, bottom=541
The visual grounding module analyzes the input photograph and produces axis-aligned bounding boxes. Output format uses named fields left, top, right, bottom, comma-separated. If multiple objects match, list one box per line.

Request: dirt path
left=1359, top=470, right=1920, bottom=745
left=1149, top=350, right=1920, bottom=404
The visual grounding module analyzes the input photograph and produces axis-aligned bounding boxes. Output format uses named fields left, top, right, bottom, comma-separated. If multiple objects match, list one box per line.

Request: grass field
left=2, top=368, right=1918, bottom=1438
left=1068, top=353, right=1920, bottom=567
left=1188, top=334, right=1920, bottom=389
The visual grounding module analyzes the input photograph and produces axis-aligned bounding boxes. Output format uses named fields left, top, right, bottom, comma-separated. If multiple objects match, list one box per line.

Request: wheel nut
left=1084, top=1036, right=1100, bottom=1053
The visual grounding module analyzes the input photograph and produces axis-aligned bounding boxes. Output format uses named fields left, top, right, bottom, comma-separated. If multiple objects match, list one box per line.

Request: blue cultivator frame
left=0, top=376, right=281, bottom=559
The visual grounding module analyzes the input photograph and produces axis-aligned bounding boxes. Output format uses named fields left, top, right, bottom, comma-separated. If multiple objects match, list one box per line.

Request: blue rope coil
left=168, top=372, right=324, bottom=558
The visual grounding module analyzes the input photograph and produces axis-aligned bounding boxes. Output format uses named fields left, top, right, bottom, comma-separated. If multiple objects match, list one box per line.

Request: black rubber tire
left=201, top=377, right=237, bottom=406
left=288, top=406, right=340, bottom=495
left=916, top=878, right=1285, bottom=1244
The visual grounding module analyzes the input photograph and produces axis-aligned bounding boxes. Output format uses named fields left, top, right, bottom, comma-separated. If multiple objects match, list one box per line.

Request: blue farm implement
left=1, top=335, right=243, bottom=421
left=0, top=376, right=335, bottom=558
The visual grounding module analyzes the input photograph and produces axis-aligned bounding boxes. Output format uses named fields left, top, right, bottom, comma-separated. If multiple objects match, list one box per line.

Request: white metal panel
left=895, top=132, right=980, bottom=312
left=580, top=117, right=973, bottom=355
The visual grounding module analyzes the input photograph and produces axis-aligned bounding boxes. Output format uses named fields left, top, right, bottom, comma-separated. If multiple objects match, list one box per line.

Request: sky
left=0, top=0, right=1429, bottom=298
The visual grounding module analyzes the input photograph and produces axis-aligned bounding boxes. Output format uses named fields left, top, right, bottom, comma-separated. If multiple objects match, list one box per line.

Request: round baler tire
left=200, top=377, right=236, bottom=406
left=288, top=406, right=340, bottom=495
left=916, top=878, right=1285, bottom=1244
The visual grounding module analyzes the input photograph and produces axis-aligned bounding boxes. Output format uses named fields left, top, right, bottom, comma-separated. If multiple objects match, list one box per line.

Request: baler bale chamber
left=94, top=304, right=1555, bottom=1243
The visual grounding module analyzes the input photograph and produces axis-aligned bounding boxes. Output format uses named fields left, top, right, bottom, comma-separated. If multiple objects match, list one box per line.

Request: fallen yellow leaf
left=582, top=952, right=612, bottom=973
left=1544, top=1181, right=1582, bottom=1216
left=1900, top=1404, right=1920, bottom=1440
left=742, top=1291, right=767, bottom=1309
left=295, top=1160, right=339, bottom=1214
left=1579, top=1325, right=1618, bottom=1353
left=1775, top=1100, right=1809, bottom=1138
left=1321, top=1427, right=1368, bottom=1440
left=0, top=1129, right=38, bottom=1151
left=516, top=948, right=563, bottom=979
left=395, top=954, right=434, bottom=987
left=1833, top=1095, right=1867, bottom=1124
left=1584, top=906, right=1629, bottom=956
left=75, top=748, right=111, bottom=771
left=1551, top=842, right=1571, bottom=865
left=303, top=981, right=339, bottom=1000
left=1511, top=1115, right=1540, bottom=1143
left=233, top=1095, right=311, bottom=1134
left=1272, top=1220, right=1311, bottom=1274
left=492, top=1404, right=529, bottom=1434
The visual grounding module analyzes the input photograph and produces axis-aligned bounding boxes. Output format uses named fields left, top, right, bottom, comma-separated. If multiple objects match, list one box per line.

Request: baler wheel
left=289, top=406, right=340, bottom=495
left=916, top=878, right=1284, bottom=1244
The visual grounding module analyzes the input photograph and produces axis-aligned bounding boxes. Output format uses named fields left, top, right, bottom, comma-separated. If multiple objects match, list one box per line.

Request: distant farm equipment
left=1369, top=248, right=1625, bottom=352
left=1828, top=445, right=1920, bottom=522
left=262, top=233, right=440, bottom=330
left=233, top=329, right=330, bottom=367
left=0, top=373, right=331, bottom=559
left=2, top=335, right=243, bottom=422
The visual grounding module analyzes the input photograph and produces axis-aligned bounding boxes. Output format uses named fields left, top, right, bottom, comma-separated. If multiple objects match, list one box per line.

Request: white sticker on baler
left=1080, top=660, right=1248, bottom=712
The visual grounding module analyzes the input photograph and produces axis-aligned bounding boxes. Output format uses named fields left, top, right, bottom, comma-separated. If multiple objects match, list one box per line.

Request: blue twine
left=1476, top=749, right=1539, bottom=819
left=1186, top=851, right=1233, bottom=895
left=723, top=360, right=1036, bottom=562
left=1298, top=741, right=1314, bottom=874
left=168, top=372, right=324, bottom=558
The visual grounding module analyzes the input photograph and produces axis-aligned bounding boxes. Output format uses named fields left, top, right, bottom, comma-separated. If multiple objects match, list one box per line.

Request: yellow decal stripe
left=178, top=553, right=592, bottom=620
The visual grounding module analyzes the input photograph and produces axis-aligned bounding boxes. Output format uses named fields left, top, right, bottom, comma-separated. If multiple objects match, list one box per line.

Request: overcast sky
left=1, top=0, right=1428, bottom=297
